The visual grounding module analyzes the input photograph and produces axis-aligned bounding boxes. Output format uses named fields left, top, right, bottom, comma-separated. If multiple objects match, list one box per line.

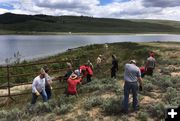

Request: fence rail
left=0, top=59, right=79, bottom=101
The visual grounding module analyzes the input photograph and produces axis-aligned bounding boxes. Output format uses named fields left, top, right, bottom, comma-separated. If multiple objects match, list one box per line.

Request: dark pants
left=87, top=74, right=92, bottom=82
left=66, top=91, right=78, bottom=97
left=141, top=73, right=145, bottom=78
left=45, top=87, right=52, bottom=100
left=146, top=68, right=154, bottom=76
left=123, top=81, right=138, bottom=112
left=111, top=68, right=117, bottom=78
left=31, top=90, right=47, bottom=104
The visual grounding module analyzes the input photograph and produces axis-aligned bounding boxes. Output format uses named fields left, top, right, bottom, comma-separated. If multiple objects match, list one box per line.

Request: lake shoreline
left=0, top=31, right=180, bottom=35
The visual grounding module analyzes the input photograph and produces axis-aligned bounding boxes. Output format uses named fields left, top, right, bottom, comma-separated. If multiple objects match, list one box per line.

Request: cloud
left=0, top=0, right=180, bottom=21
left=142, top=0, right=180, bottom=8
left=34, top=0, right=99, bottom=10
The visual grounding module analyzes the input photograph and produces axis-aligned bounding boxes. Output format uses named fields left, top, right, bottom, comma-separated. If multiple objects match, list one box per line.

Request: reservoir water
left=0, top=34, right=180, bottom=64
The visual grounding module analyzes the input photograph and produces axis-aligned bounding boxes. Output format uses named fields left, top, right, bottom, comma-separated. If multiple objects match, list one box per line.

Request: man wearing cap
left=123, top=60, right=143, bottom=113
left=145, top=52, right=156, bottom=76
left=31, top=68, right=47, bottom=104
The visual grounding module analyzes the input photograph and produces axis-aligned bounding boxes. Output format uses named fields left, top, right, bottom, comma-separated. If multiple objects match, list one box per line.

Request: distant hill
left=0, top=13, right=180, bottom=34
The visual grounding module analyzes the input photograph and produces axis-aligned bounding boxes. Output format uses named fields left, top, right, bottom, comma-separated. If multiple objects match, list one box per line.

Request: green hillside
left=0, top=13, right=180, bottom=34
left=0, top=42, right=180, bottom=121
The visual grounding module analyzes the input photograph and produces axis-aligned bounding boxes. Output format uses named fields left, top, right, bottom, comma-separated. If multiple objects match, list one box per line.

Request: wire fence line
left=0, top=59, right=79, bottom=100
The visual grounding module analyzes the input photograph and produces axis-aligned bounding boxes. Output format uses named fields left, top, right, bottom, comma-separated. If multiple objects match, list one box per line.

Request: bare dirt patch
left=0, top=84, right=31, bottom=96
left=171, top=72, right=180, bottom=76
left=101, top=92, right=116, bottom=99
left=140, top=96, right=159, bottom=104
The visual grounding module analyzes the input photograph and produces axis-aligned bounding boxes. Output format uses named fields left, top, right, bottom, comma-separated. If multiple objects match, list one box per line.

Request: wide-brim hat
left=70, top=73, right=78, bottom=80
left=130, top=60, right=136, bottom=64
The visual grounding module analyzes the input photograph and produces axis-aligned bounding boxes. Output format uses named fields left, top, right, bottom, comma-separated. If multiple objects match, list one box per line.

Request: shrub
left=52, top=107, right=61, bottom=115
left=0, top=110, right=7, bottom=119
left=51, top=63, right=61, bottom=70
left=43, top=113, right=56, bottom=121
left=75, top=113, right=93, bottom=121
left=146, top=102, right=165, bottom=119
left=84, top=96, right=103, bottom=110
left=137, top=111, right=148, bottom=121
left=164, top=87, right=180, bottom=105
left=143, top=81, right=154, bottom=92
left=6, top=108, right=23, bottom=121
left=79, top=78, right=120, bottom=94
left=145, top=74, right=173, bottom=91
left=101, top=97, right=123, bottom=115
left=48, top=99, right=58, bottom=109
left=59, top=104, right=73, bottom=114
left=30, top=102, right=52, bottom=115
left=121, top=115, right=129, bottom=121
left=57, top=95, right=76, bottom=106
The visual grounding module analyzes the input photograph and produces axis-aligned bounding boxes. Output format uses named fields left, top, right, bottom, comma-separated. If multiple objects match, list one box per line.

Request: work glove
left=139, top=85, right=143, bottom=91
left=35, top=91, right=40, bottom=96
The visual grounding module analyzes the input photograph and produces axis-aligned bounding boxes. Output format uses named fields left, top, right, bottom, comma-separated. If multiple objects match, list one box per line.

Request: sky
left=0, top=0, right=180, bottom=21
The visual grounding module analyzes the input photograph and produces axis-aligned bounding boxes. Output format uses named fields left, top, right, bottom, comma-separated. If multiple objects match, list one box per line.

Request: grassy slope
left=0, top=42, right=180, bottom=121
left=0, top=13, right=180, bottom=34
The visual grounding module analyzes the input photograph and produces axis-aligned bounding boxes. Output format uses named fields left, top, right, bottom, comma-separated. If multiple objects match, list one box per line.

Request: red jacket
left=86, top=66, right=93, bottom=75
left=67, top=77, right=81, bottom=94
left=80, top=65, right=86, bottom=72
left=80, top=65, right=88, bottom=77
left=140, top=66, right=145, bottom=73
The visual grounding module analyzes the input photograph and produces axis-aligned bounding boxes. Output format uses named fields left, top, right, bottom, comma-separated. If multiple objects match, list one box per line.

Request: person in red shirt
left=67, top=73, right=82, bottom=96
left=79, top=65, right=88, bottom=81
left=139, top=66, right=146, bottom=78
left=85, top=65, right=93, bottom=82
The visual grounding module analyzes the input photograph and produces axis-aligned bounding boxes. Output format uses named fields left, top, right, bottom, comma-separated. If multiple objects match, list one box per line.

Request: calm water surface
left=0, top=34, right=180, bottom=64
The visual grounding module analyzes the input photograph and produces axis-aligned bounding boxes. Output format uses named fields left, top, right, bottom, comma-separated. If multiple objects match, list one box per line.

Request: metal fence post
left=7, top=65, right=15, bottom=101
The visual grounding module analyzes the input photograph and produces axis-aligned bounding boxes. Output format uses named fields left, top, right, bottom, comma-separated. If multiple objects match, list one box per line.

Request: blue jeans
left=123, top=81, right=138, bottom=112
left=31, top=90, right=48, bottom=104
left=45, top=86, right=52, bottom=100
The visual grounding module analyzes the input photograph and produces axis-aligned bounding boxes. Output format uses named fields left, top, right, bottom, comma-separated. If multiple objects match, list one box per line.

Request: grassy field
left=0, top=42, right=180, bottom=121
left=0, top=13, right=180, bottom=34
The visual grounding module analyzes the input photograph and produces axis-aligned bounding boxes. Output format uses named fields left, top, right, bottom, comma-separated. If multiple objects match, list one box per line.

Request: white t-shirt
left=32, top=75, right=45, bottom=93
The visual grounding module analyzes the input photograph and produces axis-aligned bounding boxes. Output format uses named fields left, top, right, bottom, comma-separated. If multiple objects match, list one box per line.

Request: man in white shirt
left=31, top=68, right=47, bottom=104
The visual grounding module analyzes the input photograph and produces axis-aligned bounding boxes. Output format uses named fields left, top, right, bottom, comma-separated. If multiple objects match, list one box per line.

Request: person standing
left=96, top=55, right=102, bottom=70
left=31, top=68, right=47, bottom=104
left=111, top=54, right=118, bottom=78
left=145, top=52, right=156, bottom=76
left=64, top=62, right=73, bottom=80
left=123, top=60, right=143, bottom=113
left=87, top=60, right=94, bottom=70
left=85, top=64, right=93, bottom=82
left=43, top=65, right=52, bottom=100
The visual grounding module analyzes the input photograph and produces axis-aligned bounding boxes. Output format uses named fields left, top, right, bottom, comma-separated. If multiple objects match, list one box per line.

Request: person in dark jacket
left=111, top=54, right=118, bottom=78
left=64, top=62, right=73, bottom=80
left=43, top=65, right=52, bottom=100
